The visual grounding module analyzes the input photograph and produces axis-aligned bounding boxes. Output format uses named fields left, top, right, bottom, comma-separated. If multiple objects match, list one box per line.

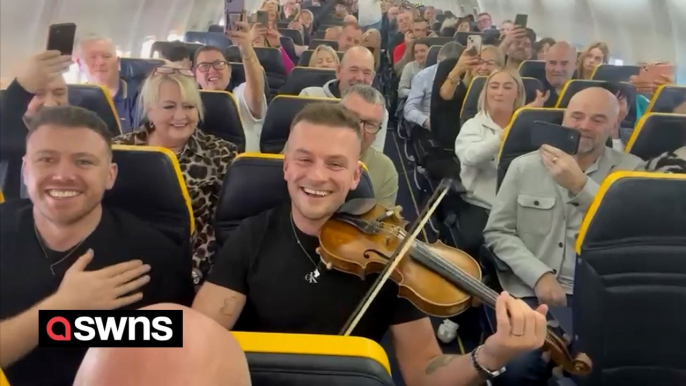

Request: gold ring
left=552, top=157, right=558, bottom=163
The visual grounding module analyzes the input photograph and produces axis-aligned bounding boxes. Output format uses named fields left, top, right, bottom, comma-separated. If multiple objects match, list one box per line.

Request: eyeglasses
left=152, top=66, right=194, bottom=77
left=195, top=60, right=229, bottom=73
left=360, top=119, right=382, bottom=134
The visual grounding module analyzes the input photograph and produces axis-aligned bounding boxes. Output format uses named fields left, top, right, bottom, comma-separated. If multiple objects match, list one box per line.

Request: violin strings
left=377, top=225, right=500, bottom=305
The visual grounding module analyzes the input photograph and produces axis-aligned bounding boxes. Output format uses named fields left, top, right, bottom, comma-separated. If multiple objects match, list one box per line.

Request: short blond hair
left=477, top=69, right=526, bottom=113
left=138, top=72, right=205, bottom=122
left=309, top=45, right=340, bottom=67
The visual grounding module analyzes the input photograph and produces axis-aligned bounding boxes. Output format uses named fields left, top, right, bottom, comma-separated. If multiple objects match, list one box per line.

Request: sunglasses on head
left=152, top=66, right=195, bottom=77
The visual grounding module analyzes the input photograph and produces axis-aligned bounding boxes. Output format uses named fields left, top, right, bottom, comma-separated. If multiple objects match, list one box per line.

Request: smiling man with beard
left=0, top=106, right=193, bottom=386
left=482, top=87, right=645, bottom=384
left=193, top=103, right=551, bottom=386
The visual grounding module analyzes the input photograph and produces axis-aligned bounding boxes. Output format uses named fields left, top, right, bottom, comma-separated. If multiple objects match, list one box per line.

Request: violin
left=317, top=204, right=592, bottom=376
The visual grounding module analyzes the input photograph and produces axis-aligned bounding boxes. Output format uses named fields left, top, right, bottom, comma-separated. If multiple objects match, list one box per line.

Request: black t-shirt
left=208, top=204, right=427, bottom=342
left=0, top=200, right=194, bottom=386
left=542, top=78, right=560, bottom=108
left=430, top=58, right=469, bottom=149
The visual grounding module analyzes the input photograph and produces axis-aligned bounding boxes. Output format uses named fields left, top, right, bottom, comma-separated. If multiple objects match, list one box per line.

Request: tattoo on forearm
left=425, top=355, right=457, bottom=375
left=219, top=297, right=236, bottom=317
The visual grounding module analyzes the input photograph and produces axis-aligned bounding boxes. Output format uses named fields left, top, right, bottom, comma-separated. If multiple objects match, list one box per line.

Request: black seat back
left=591, top=64, right=640, bottom=82
left=278, top=28, right=304, bottom=45
left=260, top=95, right=339, bottom=153
left=556, top=80, right=638, bottom=128
left=425, top=45, right=441, bottom=67
left=105, top=145, right=194, bottom=247
left=227, top=46, right=287, bottom=98
left=68, top=84, right=121, bottom=136
left=625, top=113, right=686, bottom=160
left=119, top=58, right=165, bottom=84
left=497, top=108, right=565, bottom=190
left=647, top=85, right=686, bottom=114
left=214, top=154, right=375, bottom=244
left=574, top=172, right=686, bottom=386
left=309, top=39, right=338, bottom=50
left=279, top=67, right=337, bottom=95
left=198, top=91, right=245, bottom=151
left=183, top=31, right=230, bottom=51
left=518, top=60, right=545, bottom=82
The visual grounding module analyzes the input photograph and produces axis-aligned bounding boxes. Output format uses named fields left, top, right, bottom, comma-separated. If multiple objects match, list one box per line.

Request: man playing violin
left=193, top=103, right=548, bottom=384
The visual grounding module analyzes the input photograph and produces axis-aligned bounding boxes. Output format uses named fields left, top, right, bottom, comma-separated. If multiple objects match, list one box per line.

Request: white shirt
left=233, top=82, right=267, bottom=153
left=357, top=0, right=382, bottom=26
left=454, top=111, right=503, bottom=210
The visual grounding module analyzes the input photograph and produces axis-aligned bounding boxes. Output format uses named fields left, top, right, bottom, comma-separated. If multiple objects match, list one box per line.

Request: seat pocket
left=516, top=194, right=555, bottom=235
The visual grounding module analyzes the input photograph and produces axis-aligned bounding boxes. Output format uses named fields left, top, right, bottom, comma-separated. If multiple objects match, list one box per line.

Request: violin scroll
left=544, top=328, right=592, bottom=376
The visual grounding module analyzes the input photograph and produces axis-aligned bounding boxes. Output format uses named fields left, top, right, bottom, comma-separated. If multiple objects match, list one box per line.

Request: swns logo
left=39, top=310, right=183, bottom=348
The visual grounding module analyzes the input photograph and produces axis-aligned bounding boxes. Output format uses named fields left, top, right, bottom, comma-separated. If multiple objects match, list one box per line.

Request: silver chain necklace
left=289, top=213, right=321, bottom=284
left=34, top=223, right=86, bottom=276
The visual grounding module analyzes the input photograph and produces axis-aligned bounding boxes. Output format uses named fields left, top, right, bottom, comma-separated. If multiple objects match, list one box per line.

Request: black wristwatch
left=471, top=345, right=506, bottom=379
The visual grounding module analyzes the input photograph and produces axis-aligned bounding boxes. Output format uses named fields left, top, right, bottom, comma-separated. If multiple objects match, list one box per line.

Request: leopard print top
left=113, top=126, right=237, bottom=284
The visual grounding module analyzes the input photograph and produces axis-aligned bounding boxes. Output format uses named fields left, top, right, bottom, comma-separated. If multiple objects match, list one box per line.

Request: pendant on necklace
left=305, top=269, right=320, bottom=284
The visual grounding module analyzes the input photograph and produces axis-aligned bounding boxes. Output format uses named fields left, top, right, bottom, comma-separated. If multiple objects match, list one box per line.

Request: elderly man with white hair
left=75, top=35, right=138, bottom=133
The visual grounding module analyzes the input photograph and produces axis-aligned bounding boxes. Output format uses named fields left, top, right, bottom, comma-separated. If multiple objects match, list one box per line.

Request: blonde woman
left=461, top=45, right=506, bottom=88
left=308, top=45, right=340, bottom=68
left=454, top=69, right=526, bottom=254
left=113, top=67, right=237, bottom=285
left=577, top=42, right=609, bottom=79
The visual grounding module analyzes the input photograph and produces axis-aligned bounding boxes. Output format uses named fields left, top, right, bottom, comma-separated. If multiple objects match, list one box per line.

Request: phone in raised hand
left=531, top=121, right=581, bottom=155
left=467, top=35, right=482, bottom=57
left=47, top=23, right=77, bottom=55
left=514, top=14, right=528, bottom=29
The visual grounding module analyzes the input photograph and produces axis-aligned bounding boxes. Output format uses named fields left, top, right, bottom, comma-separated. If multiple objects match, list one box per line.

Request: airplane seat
left=227, top=46, right=287, bottom=99
left=0, top=366, right=9, bottom=386
left=214, top=154, right=374, bottom=245
left=233, top=332, right=394, bottom=386
left=313, top=31, right=327, bottom=39
left=459, top=76, right=487, bottom=125
left=497, top=108, right=565, bottom=190
left=423, top=37, right=455, bottom=47
left=208, top=24, right=223, bottom=33
left=68, top=84, right=121, bottom=136
left=556, top=79, right=638, bottom=128
left=308, top=39, right=338, bottom=50
left=278, top=28, right=304, bottom=46
left=105, top=145, right=194, bottom=249
left=279, top=67, right=337, bottom=95
left=572, top=172, right=686, bottom=386
left=424, top=45, right=441, bottom=68
left=297, top=50, right=345, bottom=67
left=119, top=58, right=165, bottom=85
left=260, top=95, right=339, bottom=153
left=625, top=113, right=686, bottom=160
left=183, top=31, right=230, bottom=51
left=280, top=37, right=298, bottom=64
left=198, top=91, right=246, bottom=152
left=646, top=85, right=686, bottom=114
left=150, top=41, right=204, bottom=62
left=591, top=64, right=641, bottom=82
left=518, top=60, right=546, bottom=82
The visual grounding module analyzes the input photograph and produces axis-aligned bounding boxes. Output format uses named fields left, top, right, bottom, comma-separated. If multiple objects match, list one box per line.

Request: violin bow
left=340, top=178, right=456, bottom=336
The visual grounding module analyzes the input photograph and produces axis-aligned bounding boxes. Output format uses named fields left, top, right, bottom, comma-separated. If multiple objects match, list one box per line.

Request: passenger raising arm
left=0, top=251, right=150, bottom=368
left=228, top=21, right=267, bottom=119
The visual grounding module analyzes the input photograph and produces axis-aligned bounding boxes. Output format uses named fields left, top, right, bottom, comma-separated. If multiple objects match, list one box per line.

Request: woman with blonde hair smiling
left=577, top=42, right=609, bottom=79
left=454, top=69, right=526, bottom=256
left=113, top=67, right=237, bottom=286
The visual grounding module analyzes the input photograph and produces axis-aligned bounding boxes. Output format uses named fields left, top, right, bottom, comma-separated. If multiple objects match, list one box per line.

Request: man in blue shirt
left=76, top=36, right=138, bottom=133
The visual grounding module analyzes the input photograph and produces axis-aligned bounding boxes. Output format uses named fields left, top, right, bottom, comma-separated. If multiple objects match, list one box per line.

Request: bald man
left=74, top=304, right=251, bottom=386
left=483, top=87, right=644, bottom=384
left=543, top=41, right=578, bottom=107
left=299, top=46, right=388, bottom=152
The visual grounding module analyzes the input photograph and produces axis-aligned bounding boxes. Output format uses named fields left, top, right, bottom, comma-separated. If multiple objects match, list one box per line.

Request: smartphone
left=225, top=0, right=246, bottom=32
left=467, top=35, right=482, bottom=56
left=256, top=10, right=269, bottom=27
left=514, top=14, right=528, bottom=29
left=530, top=121, right=580, bottom=155
left=639, top=63, right=674, bottom=83
left=47, top=23, right=77, bottom=55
